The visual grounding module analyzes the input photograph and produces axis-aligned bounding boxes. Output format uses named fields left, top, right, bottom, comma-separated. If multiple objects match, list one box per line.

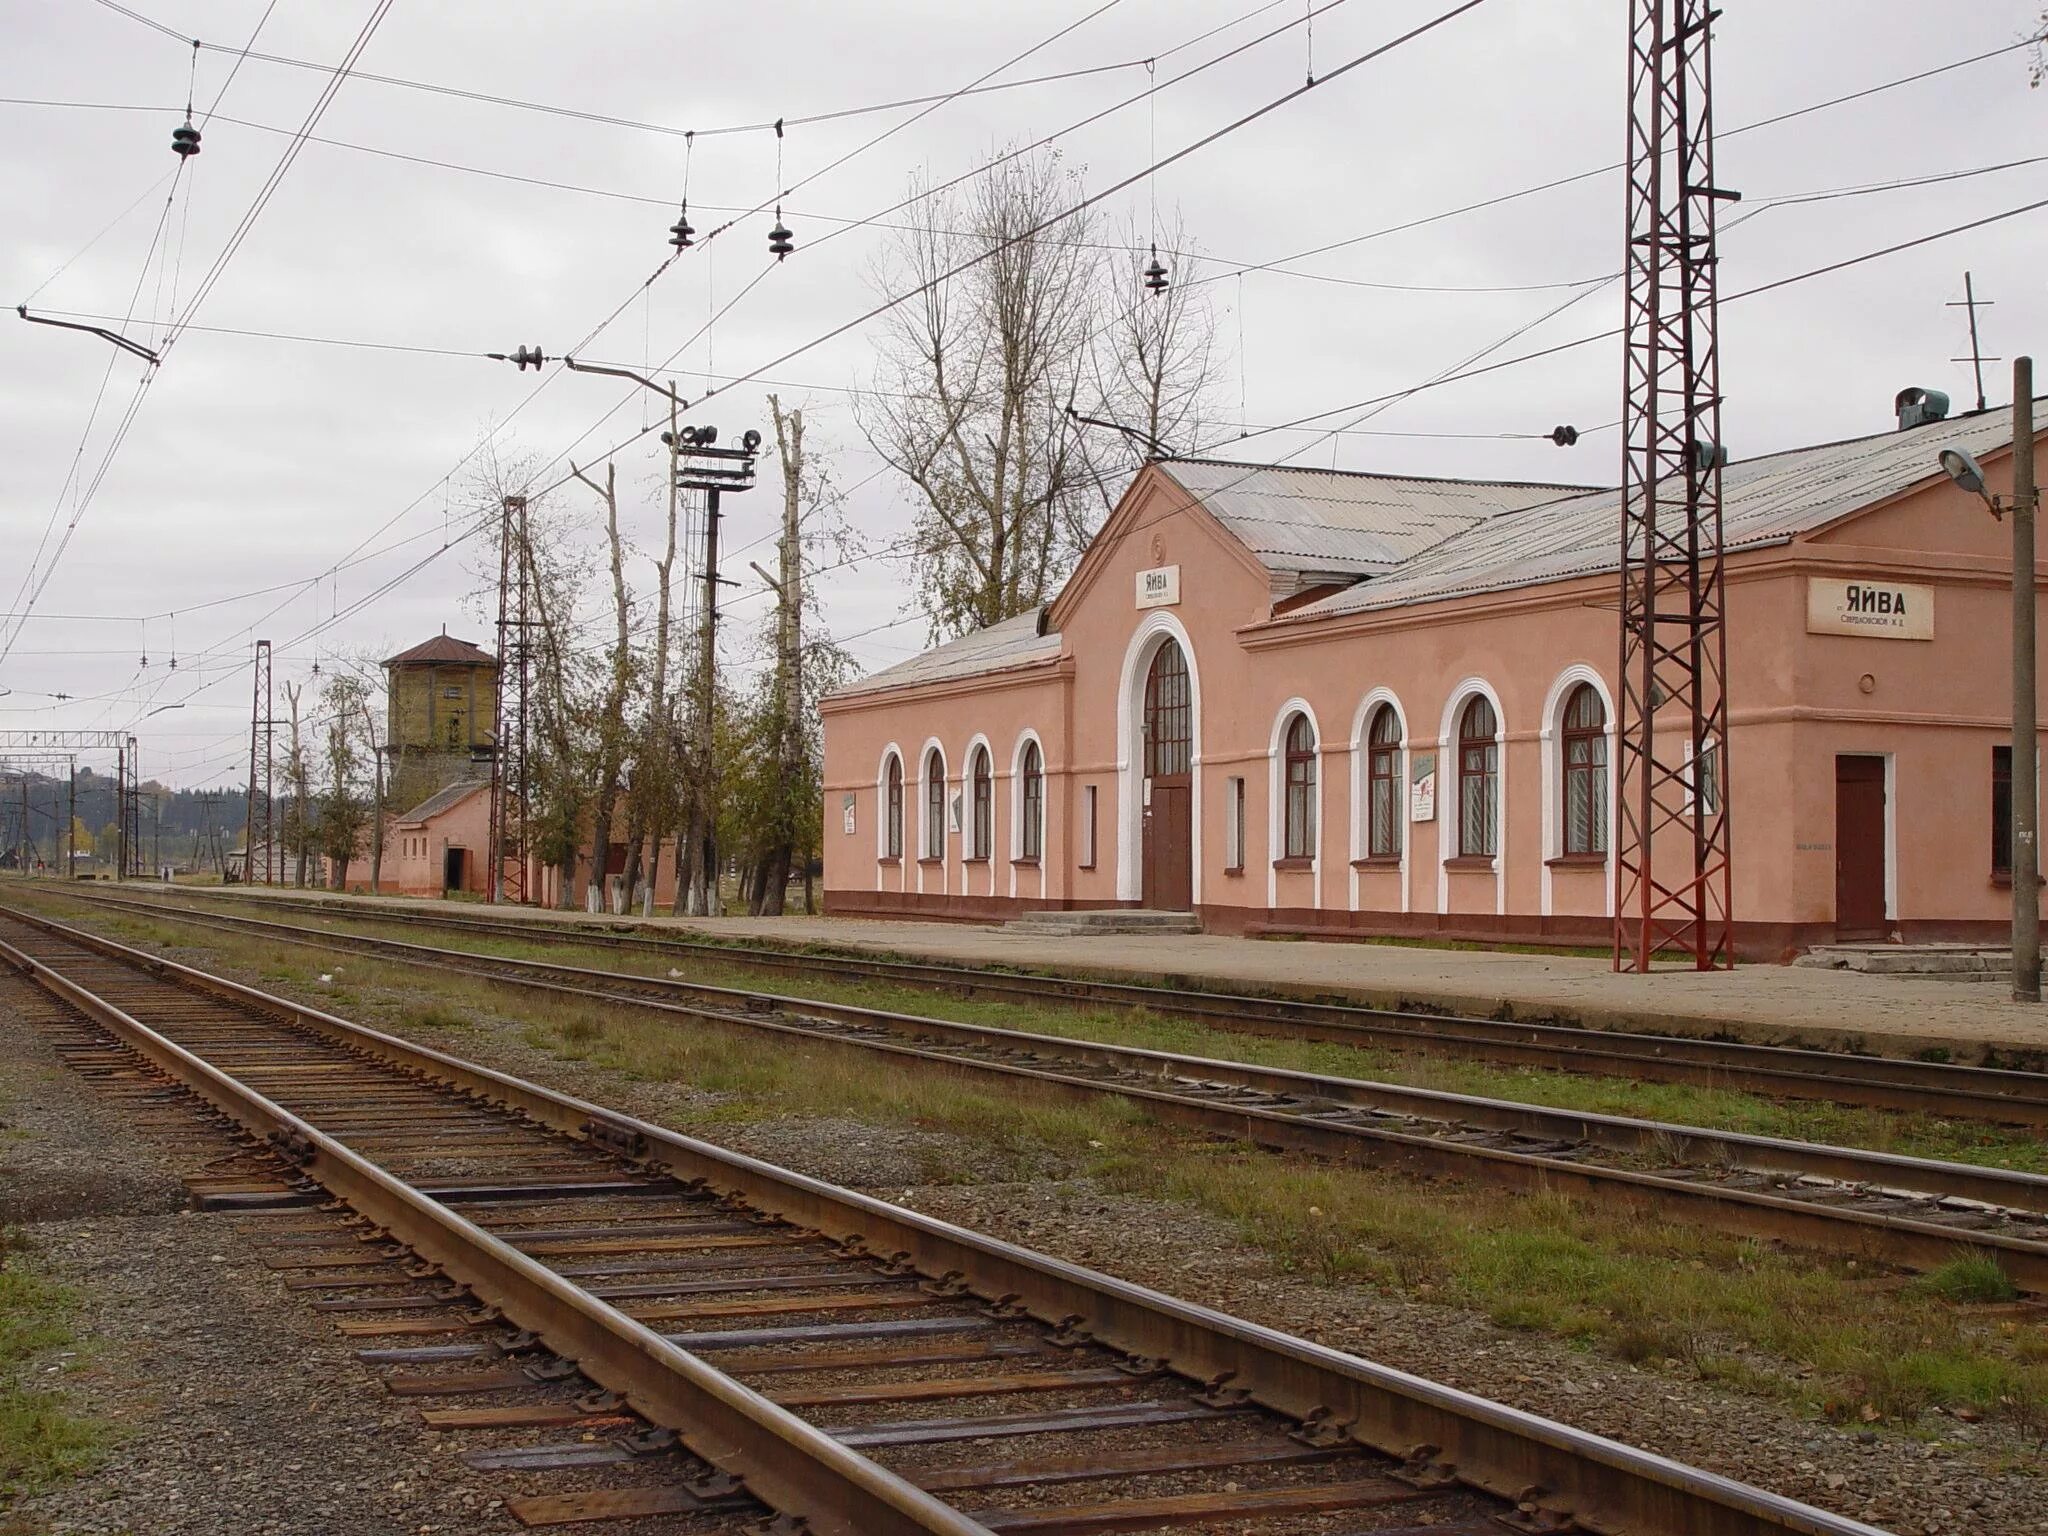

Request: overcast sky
left=4, top=0, right=2044, bottom=789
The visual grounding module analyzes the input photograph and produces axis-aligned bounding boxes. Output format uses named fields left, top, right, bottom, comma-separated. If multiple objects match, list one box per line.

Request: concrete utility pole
left=666, top=425, right=760, bottom=917
left=2014, top=357, right=2039, bottom=1002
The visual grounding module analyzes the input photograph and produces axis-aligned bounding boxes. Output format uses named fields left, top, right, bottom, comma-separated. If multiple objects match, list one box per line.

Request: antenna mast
left=1615, top=0, right=1738, bottom=971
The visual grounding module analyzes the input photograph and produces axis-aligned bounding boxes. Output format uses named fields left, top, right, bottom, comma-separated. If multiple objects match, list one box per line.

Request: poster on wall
left=842, top=794, right=856, bottom=836
left=1410, top=752, right=1437, bottom=822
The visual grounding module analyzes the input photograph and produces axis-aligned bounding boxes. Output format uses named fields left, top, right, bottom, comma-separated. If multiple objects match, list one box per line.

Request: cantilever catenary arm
left=16, top=306, right=161, bottom=366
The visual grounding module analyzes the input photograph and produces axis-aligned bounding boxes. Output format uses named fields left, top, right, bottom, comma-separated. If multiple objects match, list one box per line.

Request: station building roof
left=394, top=777, right=490, bottom=826
left=1294, top=407, right=2025, bottom=620
left=831, top=408, right=2031, bottom=698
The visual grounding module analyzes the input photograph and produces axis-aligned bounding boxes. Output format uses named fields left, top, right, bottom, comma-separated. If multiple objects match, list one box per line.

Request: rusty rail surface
left=32, top=883, right=2048, bottom=1292
left=71, top=880, right=2048, bottom=1123
left=0, top=898, right=1887, bottom=1536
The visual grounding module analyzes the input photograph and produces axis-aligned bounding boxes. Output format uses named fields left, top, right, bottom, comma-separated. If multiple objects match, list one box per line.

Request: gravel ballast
left=12, top=907, right=2048, bottom=1534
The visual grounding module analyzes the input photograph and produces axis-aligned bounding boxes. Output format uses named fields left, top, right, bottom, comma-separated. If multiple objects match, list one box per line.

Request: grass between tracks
left=33, top=894, right=2048, bottom=1445
left=140, top=898, right=2048, bottom=1175
left=0, top=1230, right=103, bottom=1507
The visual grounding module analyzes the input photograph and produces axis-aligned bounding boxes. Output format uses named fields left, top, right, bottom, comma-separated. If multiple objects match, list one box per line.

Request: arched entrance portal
left=1141, top=638, right=1194, bottom=909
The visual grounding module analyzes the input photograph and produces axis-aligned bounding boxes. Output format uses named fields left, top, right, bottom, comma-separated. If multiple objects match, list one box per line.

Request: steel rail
left=24, top=889, right=2048, bottom=1290
left=0, top=923, right=992, bottom=1536
left=0, top=902, right=1886, bottom=1536
left=75, top=881, right=2048, bottom=1122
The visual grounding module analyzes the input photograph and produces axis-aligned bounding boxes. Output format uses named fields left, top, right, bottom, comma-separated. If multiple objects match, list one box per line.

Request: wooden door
left=1834, top=756, right=1887, bottom=939
left=1140, top=640, right=1194, bottom=910
left=1144, top=782, right=1193, bottom=909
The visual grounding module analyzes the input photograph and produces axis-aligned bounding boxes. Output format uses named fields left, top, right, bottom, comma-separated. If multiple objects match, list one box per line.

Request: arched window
left=1019, top=741, right=1044, bottom=860
left=884, top=754, right=903, bottom=858
left=1366, top=705, right=1402, bottom=859
left=970, top=746, right=993, bottom=859
left=924, top=747, right=946, bottom=856
left=1143, top=641, right=1191, bottom=778
left=1561, top=684, right=1607, bottom=856
left=1283, top=712, right=1318, bottom=859
left=1458, top=695, right=1499, bottom=858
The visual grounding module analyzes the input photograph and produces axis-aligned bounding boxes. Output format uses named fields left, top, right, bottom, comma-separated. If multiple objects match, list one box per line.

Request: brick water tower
left=382, top=632, right=499, bottom=812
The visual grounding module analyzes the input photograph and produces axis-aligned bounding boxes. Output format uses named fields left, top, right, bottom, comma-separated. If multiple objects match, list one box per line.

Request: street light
left=1939, top=355, right=2039, bottom=1001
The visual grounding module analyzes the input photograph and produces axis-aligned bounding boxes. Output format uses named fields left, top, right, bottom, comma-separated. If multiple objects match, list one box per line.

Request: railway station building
left=820, top=406, right=2047, bottom=958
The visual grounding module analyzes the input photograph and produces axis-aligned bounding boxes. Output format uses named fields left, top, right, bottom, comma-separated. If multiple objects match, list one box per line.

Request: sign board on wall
left=1410, top=751, right=1437, bottom=823
left=1135, top=564, right=1181, bottom=609
left=841, top=794, right=856, bottom=836
left=1805, top=577, right=1934, bottom=640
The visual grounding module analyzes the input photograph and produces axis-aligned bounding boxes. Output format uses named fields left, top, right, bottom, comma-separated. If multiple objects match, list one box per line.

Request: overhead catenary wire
left=95, top=21, right=2042, bottom=722
left=89, top=0, right=1156, bottom=728
left=3, top=1, right=391, bottom=689
left=36, top=9, right=2048, bottom=737
left=85, top=0, right=1306, bottom=146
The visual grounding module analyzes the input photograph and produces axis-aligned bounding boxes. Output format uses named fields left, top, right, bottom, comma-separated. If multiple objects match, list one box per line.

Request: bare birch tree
left=570, top=458, right=639, bottom=913
left=861, top=148, right=1100, bottom=638
left=280, top=682, right=312, bottom=887
left=621, top=404, right=683, bottom=912
left=1084, top=212, right=1229, bottom=510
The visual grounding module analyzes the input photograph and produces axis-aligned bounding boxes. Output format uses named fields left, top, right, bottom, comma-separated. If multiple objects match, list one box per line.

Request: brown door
left=1834, top=755, right=1887, bottom=939
left=1140, top=639, right=1194, bottom=910
left=1144, top=782, right=1193, bottom=909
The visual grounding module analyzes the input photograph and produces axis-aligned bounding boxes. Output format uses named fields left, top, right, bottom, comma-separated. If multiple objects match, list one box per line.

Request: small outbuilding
left=382, top=778, right=492, bottom=897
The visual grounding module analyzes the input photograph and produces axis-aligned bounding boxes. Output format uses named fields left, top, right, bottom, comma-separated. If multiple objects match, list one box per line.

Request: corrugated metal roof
left=1162, top=459, right=1594, bottom=576
left=1297, top=411, right=2023, bottom=619
left=395, top=777, right=490, bottom=825
left=831, top=607, right=1060, bottom=700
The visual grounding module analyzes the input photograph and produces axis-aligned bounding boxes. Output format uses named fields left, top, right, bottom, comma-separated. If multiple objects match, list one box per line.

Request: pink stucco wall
left=822, top=441, right=2045, bottom=957
left=377, top=784, right=492, bottom=898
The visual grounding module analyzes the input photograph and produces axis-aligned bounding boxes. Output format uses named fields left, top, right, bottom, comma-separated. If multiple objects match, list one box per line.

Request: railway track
left=0, top=907, right=1887, bottom=1536
left=26, top=886, right=2048, bottom=1291
left=71, top=881, right=2048, bottom=1125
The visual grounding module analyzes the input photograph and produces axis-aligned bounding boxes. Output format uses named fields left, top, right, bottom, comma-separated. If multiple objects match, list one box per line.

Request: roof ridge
left=1161, top=455, right=1601, bottom=494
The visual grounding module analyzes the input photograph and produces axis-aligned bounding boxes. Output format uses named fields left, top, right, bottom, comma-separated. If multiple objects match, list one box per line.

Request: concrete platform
left=52, top=879, right=2048, bottom=1067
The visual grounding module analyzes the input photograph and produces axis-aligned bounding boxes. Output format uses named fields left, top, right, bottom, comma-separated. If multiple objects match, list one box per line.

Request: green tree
left=317, top=675, right=373, bottom=889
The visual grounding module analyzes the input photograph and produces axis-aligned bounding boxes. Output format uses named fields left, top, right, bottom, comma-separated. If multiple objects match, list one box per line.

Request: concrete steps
left=1006, top=909, right=1201, bottom=937
left=1796, top=942, right=2011, bottom=980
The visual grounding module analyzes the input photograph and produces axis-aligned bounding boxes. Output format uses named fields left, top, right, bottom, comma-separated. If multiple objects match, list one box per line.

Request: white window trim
left=1115, top=612, right=1202, bottom=905
left=962, top=732, right=995, bottom=896
left=1266, top=698, right=1323, bottom=909
left=1348, top=688, right=1408, bottom=914
left=1537, top=665, right=1615, bottom=919
left=1009, top=729, right=1047, bottom=900
left=1436, top=678, right=1506, bottom=917
left=916, top=737, right=947, bottom=894
left=875, top=742, right=904, bottom=887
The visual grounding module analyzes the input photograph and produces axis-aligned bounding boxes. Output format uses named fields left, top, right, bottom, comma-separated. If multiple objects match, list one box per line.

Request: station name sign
left=1805, top=577, right=1933, bottom=640
left=1135, top=564, right=1181, bottom=609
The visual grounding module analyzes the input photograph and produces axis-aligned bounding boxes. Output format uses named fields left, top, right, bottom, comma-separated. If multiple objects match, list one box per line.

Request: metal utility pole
left=488, top=494, right=534, bottom=903
left=1614, top=0, right=1738, bottom=972
left=245, top=638, right=275, bottom=885
left=666, top=425, right=760, bottom=916
left=67, top=762, right=75, bottom=878
left=1949, top=274, right=1997, bottom=416
left=115, top=738, right=127, bottom=879
left=2014, top=358, right=2040, bottom=1001
left=124, top=736, right=140, bottom=880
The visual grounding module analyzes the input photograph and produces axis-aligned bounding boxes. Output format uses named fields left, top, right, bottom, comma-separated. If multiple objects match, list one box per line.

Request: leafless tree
left=621, top=403, right=683, bottom=912
left=280, top=681, right=312, bottom=887
left=1083, top=211, right=1229, bottom=512
left=861, top=148, right=1100, bottom=638
left=570, top=458, right=638, bottom=913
